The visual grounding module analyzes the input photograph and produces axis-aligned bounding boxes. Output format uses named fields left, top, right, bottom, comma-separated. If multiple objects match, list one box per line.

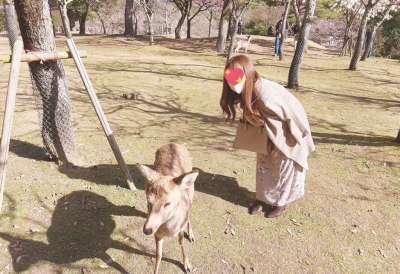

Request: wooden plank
left=59, top=3, right=135, bottom=190
left=3, top=50, right=87, bottom=63
left=66, top=38, right=136, bottom=191
left=0, top=40, right=23, bottom=211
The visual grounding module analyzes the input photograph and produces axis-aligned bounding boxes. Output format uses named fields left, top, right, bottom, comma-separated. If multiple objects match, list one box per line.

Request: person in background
left=274, top=19, right=283, bottom=58
left=238, top=19, right=243, bottom=35
left=267, top=26, right=274, bottom=37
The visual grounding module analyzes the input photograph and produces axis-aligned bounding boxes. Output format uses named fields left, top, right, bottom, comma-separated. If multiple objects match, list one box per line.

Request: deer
left=235, top=35, right=252, bottom=53
left=138, top=143, right=199, bottom=274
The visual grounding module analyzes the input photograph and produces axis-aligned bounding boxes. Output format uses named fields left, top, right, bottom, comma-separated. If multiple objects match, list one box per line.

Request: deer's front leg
left=154, top=236, right=163, bottom=274
left=179, top=232, right=192, bottom=273
left=186, top=219, right=195, bottom=243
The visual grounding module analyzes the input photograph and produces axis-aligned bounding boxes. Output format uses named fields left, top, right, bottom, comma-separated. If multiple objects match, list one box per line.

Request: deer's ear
left=175, top=171, right=199, bottom=190
left=137, top=165, right=159, bottom=183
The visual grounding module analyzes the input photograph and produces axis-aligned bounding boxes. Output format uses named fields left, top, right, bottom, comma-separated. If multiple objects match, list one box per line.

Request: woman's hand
left=243, top=110, right=265, bottom=127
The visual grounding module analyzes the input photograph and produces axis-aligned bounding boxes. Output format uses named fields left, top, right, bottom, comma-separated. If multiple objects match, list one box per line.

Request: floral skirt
left=256, top=151, right=305, bottom=206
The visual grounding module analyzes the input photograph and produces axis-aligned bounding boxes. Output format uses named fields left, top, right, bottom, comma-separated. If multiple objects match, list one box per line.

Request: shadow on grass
left=87, top=62, right=222, bottom=83
left=0, top=191, right=185, bottom=273
left=312, top=132, right=398, bottom=147
left=9, top=140, right=254, bottom=208
left=309, top=116, right=399, bottom=147
left=10, top=139, right=51, bottom=162
left=306, top=87, right=400, bottom=111
left=136, top=36, right=218, bottom=53
left=81, top=35, right=218, bottom=54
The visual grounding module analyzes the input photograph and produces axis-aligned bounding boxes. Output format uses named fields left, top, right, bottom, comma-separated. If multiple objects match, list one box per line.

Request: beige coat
left=254, top=79, right=315, bottom=170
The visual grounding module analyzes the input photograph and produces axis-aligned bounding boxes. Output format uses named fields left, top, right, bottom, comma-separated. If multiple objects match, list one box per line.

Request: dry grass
left=0, top=35, right=399, bottom=273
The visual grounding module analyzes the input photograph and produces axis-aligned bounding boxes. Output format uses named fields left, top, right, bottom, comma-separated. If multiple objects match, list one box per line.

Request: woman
left=220, top=55, right=315, bottom=218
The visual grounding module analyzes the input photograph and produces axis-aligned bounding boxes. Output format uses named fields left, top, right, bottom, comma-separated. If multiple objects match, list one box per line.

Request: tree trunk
left=146, top=13, right=154, bottom=45
left=187, top=3, right=206, bottom=39
left=341, top=31, right=351, bottom=56
left=3, top=0, right=20, bottom=50
left=14, top=0, right=74, bottom=164
left=187, top=16, right=192, bottom=39
left=360, top=5, right=391, bottom=61
left=97, top=12, right=107, bottom=35
left=340, top=6, right=363, bottom=57
left=124, top=0, right=134, bottom=36
left=349, top=6, right=370, bottom=70
left=361, top=27, right=375, bottom=61
left=175, top=11, right=187, bottom=39
left=164, top=2, right=168, bottom=35
left=216, top=0, right=231, bottom=53
left=287, top=0, right=316, bottom=89
left=67, top=9, right=76, bottom=30
left=279, top=0, right=292, bottom=61
left=226, top=14, right=233, bottom=41
left=149, top=24, right=154, bottom=45
left=79, top=2, right=89, bottom=35
left=208, top=10, right=213, bottom=38
left=134, top=13, right=138, bottom=36
left=396, top=128, right=400, bottom=143
left=227, top=17, right=239, bottom=60
left=216, top=16, right=229, bottom=52
left=186, top=0, right=193, bottom=39
left=292, top=0, right=301, bottom=27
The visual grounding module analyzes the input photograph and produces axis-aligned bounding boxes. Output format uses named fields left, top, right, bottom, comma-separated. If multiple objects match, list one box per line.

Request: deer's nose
left=143, top=226, right=153, bottom=235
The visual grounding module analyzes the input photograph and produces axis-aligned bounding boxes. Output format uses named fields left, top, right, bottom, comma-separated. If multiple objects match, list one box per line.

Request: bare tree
left=187, top=0, right=213, bottom=38
left=332, top=0, right=364, bottom=56
left=361, top=3, right=394, bottom=60
left=173, top=0, right=190, bottom=39
left=349, top=0, right=381, bottom=70
left=292, top=0, right=302, bottom=27
left=162, top=0, right=175, bottom=35
left=216, top=0, right=231, bottom=53
left=226, top=0, right=252, bottom=60
left=342, top=7, right=361, bottom=55
left=14, top=0, right=74, bottom=164
left=287, top=0, right=317, bottom=89
left=207, top=8, right=214, bottom=37
left=207, top=0, right=226, bottom=39
left=65, top=0, right=90, bottom=35
left=125, top=0, right=135, bottom=36
left=79, top=1, right=89, bottom=34
left=226, top=11, right=233, bottom=40
left=87, top=0, right=110, bottom=35
left=132, top=2, right=140, bottom=36
left=141, top=0, right=156, bottom=44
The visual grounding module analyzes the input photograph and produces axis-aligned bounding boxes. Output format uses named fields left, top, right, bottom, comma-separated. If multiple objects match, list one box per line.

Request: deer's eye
left=147, top=203, right=153, bottom=211
left=164, top=202, right=171, bottom=208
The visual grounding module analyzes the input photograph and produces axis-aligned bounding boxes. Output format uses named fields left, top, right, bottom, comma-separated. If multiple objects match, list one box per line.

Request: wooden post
left=4, top=50, right=87, bottom=63
left=59, top=3, right=136, bottom=190
left=0, top=39, right=23, bottom=211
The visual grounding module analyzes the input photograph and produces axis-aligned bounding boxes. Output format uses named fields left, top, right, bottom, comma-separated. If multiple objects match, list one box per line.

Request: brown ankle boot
left=248, top=200, right=264, bottom=215
left=265, top=205, right=286, bottom=218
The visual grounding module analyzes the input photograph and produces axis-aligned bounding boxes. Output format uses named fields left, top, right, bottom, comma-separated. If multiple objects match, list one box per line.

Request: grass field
left=0, top=35, right=399, bottom=274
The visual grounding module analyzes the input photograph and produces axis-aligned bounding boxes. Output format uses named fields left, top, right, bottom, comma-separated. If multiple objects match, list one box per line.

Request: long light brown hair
left=220, top=55, right=261, bottom=121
